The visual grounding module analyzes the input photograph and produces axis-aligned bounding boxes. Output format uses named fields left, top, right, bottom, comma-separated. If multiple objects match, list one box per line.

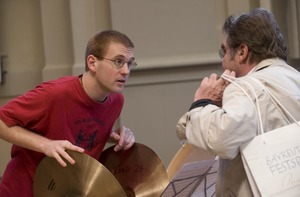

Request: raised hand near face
left=194, top=69, right=235, bottom=106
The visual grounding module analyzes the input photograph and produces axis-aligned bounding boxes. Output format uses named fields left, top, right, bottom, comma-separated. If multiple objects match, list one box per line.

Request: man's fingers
left=223, top=69, right=231, bottom=76
left=59, top=149, right=76, bottom=165
left=123, top=134, right=135, bottom=150
left=53, top=152, right=67, bottom=167
left=114, top=127, right=135, bottom=152
left=47, top=141, right=85, bottom=167
left=209, top=73, right=218, bottom=81
left=230, top=70, right=236, bottom=77
left=220, top=70, right=236, bottom=86
left=66, top=144, right=85, bottom=154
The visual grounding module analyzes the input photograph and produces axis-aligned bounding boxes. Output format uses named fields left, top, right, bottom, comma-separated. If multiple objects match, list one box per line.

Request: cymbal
left=99, top=143, right=169, bottom=197
left=33, top=150, right=127, bottom=197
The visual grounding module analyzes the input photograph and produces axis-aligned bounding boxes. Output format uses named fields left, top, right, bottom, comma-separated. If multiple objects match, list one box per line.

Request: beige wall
left=1, top=0, right=299, bottom=176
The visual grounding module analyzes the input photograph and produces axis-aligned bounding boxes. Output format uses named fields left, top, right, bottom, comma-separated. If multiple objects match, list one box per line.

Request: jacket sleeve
left=184, top=83, right=258, bottom=159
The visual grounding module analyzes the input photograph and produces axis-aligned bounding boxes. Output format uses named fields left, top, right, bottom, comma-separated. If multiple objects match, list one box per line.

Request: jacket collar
left=248, top=58, right=287, bottom=75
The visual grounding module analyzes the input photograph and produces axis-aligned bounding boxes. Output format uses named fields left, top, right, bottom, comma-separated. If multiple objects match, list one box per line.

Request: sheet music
left=161, top=159, right=218, bottom=197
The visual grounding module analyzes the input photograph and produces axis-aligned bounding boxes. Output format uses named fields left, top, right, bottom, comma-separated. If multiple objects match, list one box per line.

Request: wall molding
left=126, top=61, right=222, bottom=87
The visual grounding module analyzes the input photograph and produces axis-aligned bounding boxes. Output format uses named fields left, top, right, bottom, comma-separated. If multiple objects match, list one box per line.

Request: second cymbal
left=99, top=143, right=169, bottom=197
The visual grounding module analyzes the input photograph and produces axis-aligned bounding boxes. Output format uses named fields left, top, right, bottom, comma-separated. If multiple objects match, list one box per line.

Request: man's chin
left=113, top=87, right=124, bottom=93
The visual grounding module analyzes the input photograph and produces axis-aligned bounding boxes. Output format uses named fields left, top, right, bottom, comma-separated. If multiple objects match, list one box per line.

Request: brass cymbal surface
left=33, top=150, right=126, bottom=197
left=99, top=143, right=170, bottom=197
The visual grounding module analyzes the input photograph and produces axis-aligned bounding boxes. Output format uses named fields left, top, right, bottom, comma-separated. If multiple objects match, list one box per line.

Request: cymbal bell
left=99, top=143, right=170, bottom=197
left=33, top=150, right=126, bottom=197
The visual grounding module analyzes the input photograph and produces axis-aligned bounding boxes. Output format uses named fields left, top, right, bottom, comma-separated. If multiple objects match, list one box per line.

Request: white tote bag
left=241, top=121, right=300, bottom=197
left=222, top=75, right=300, bottom=197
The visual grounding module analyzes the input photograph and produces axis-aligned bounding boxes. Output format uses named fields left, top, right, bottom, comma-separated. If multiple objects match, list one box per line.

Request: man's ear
left=86, top=55, right=97, bottom=72
left=238, top=44, right=249, bottom=63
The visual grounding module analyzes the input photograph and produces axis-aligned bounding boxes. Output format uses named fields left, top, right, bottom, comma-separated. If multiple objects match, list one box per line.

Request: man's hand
left=0, top=119, right=85, bottom=167
left=109, top=126, right=135, bottom=152
left=194, top=70, right=235, bottom=106
left=41, top=140, right=85, bottom=167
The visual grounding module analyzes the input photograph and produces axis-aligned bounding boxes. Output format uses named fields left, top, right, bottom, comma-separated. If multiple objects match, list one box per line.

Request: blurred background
left=1, top=0, right=300, bottom=176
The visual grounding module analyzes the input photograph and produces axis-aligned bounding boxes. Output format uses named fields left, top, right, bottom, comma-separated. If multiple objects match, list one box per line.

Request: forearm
left=0, top=119, right=50, bottom=153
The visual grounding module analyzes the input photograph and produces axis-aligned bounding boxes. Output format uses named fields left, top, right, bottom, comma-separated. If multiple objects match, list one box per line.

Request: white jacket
left=177, top=58, right=300, bottom=196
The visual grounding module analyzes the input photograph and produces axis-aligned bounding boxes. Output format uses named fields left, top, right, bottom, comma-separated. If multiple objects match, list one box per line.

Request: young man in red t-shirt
left=0, top=30, right=137, bottom=197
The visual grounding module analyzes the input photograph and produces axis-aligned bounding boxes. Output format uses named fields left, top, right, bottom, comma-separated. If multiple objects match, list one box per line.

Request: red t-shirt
left=0, top=76, right=124, bottom=197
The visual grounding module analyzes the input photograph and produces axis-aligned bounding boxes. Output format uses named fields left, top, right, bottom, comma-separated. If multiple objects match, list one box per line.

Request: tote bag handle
left=221, top=74, right=265, bottom=135
left=247, top=76, right=300, bottom=127
left=221, top=74, right=300, bottom=135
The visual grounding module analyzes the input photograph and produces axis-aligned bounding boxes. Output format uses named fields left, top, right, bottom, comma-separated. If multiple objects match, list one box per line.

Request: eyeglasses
left=98, top=56, right=137, bottom=70
left=218, top=48, right=226, bottom=59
